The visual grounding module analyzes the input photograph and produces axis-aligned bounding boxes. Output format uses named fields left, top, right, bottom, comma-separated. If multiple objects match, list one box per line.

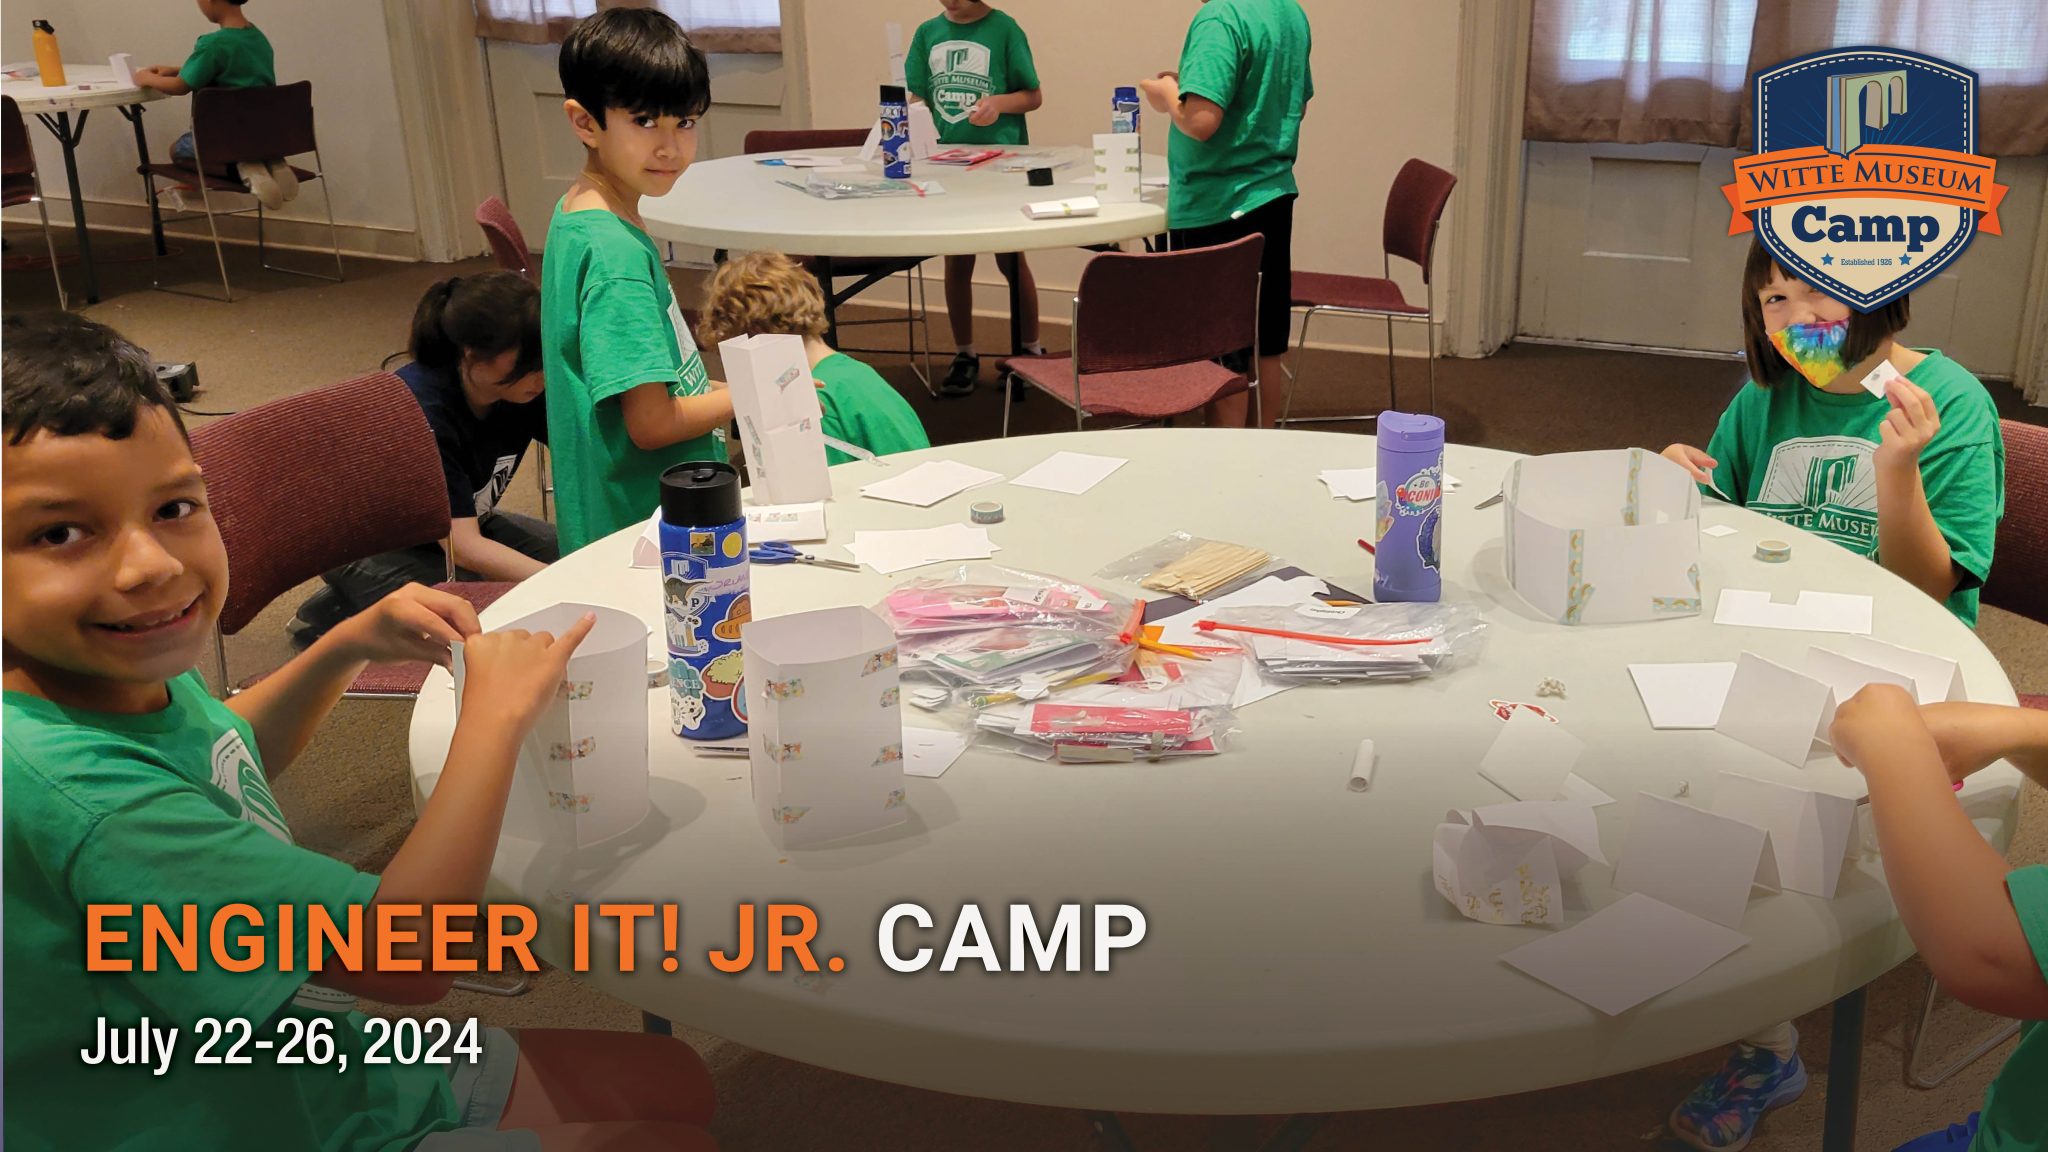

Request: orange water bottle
left=31, top=21, right=66, bottom=87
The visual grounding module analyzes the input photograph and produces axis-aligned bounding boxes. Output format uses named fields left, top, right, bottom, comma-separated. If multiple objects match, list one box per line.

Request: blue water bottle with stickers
left=659, top=462, right=750, bottom=740
left=1374, top=411, right=1446, bottom=603
left=879, top=83, right=910, bottom=180
left=1111, top=86, right=1141, bottom=134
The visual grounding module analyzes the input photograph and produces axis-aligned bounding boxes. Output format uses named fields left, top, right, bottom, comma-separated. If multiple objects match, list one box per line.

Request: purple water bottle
left=879, top=84, right=910, bottom=180
left=1374, top=411, right=1445, bottom=603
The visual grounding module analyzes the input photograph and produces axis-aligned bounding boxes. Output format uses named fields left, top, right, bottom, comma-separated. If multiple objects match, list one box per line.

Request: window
left=475, top=1, right=781, bottom=54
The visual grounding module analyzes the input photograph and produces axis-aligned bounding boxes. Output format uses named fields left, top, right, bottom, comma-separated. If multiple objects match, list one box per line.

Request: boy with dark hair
left=3, top=312, right=718, bottom=1151
left=134, top=0, right=297, bottom=209
left=543, top=7, right=732, bottom=555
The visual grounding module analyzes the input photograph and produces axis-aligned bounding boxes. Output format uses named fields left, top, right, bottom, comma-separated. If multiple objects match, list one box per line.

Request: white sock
left=1023, top=341, right=1046, bottom=355
left=955, top=345, right=975, bottom=358
left=1741, top=1022, right=1798, bottom=1060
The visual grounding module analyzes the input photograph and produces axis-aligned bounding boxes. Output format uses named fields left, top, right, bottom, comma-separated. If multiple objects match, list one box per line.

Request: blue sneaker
left=1891, top=1114, right=1980, bottom=1151
left=1668, top=1044, right=1809, bottom=1151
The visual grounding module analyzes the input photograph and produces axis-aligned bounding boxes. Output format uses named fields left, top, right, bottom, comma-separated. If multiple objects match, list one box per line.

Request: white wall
left=3, top=1, right=418, bottom=246
left=790, top=0, right=1463, bottom=354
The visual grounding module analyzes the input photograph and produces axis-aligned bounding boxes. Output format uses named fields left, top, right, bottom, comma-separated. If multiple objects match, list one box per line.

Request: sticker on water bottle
left=1394, top=466, right=1442, bottom=517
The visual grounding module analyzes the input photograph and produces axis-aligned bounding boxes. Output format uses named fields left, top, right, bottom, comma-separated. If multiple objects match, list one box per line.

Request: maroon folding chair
left=2, top=95, right=67, bottom=308
left=997, top=235, right=1264, bottom=434
left=742, top=128, right=935, bottom=392
left=1280, top=158, right=1457, bottom=425
left=1984, top=418, right=2047, bottom=710
left=139, top=80, right=343, bottom=302
left=189, top=373, right=514, bottom=699
left=475, top=195, right=531, bottom=280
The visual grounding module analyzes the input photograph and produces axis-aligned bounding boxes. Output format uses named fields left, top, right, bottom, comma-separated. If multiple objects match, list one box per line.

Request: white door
left=485, top=40, right=794, bottom=265
left=1518, top=142, right=2048, bottom=378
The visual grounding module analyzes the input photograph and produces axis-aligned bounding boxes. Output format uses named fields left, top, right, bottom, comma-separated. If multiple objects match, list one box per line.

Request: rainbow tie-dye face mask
left=1769, top=317, right=1850, bottom=389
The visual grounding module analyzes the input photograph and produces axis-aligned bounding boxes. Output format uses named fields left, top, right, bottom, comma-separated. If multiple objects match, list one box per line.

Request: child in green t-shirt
left=906, top=1, right=1044, bottom=396
left=699, top=250, right=932, bottom=465
left=543, top=8, right=734, bottom=554
left=1828, top=688, right=2048, bottom=1152
left=1, top=312, right=717, bottom=1151
left=133, top=0, right=297, bottom=209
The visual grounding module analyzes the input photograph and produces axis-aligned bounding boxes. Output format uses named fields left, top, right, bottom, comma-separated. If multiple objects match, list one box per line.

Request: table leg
left=640, top=1011, right=673, bottom=1036
left=1087, top=1113, right=1137, bottom=1152
left=1823, top=986, right=1867, bottom=1152
left=119, top=104, right=166, bottom=256
left=37, top=109, right=98, bottom=303
left=816, top=255, right=839, bottom=347
left=1255, top=1115, right=1327, bottom=1152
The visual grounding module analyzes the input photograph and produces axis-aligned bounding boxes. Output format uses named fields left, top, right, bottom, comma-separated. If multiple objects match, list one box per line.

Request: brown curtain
left=475, top=0, right=782, bottom=55
left=1527, top=0, right=2048, bottom=155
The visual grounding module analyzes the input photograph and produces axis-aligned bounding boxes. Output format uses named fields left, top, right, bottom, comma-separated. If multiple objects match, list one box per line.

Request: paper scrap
left=1478, top=709, right=1586, bottom=801
left=633, top=502, right=829, bottom=567
left=1702, top=524, right=1740, bottom=538
left=1560, top=773, right=1617, bottom=807
left=846, top=524, right=999, bottom=575
left=1628, top=662, right=1738, bottom=730
left=1714, top=589, right=1874, bottom=635
left=1861, top=358, right=1905, bottom=398
left=1010, top=451, right=1128, bottom=496
left=1613, top=793, right=1778, bottom=929
left=1320, top=468, right=1461, bottom=501
left=1715, top=652, right=1833, bottom=766
left=1348, top=739, right=1376, bottom=792
left=860, top=460, right=1004, bottom=507
left=1499, top=893, right=1750, bottom=1015
left=904, top=727, right=969, bottom=778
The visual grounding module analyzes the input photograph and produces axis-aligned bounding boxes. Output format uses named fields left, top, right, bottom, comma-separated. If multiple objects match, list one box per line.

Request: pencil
left=1138, top=638, right=1209, bottom=660
left=1357, top=538, right=1376, bottom=554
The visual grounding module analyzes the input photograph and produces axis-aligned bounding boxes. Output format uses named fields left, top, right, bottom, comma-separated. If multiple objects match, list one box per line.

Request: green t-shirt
left=2, top=672, right=459, bottom=1152
left=1974, top=864, right=2048, bottom=1151
left=541, top=203, right=725, bottom=554
left=813, top=352, right=930, bottom=465
left=905, top=9, right=1038, bottom=147
left=1168, top=0, right=1314, bottom=229
left=179, top=25, right=275, bottom=90
left=1701, top=350, right=2003, bottom=626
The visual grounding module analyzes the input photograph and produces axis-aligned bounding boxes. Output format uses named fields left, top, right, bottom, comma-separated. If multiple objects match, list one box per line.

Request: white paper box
left=1432, top=801, right=1606, bottom=927
left=744, top=606, right=907, bottom=848
left=719, top=333, right=830, bottom=505
left=451, top=603, right=651, bottom=849
left=859, top=102, right=940, bottom=163
left=1093, top=132, right=1141, bottom=204
left=1502, top=448, right=1702, bottom=624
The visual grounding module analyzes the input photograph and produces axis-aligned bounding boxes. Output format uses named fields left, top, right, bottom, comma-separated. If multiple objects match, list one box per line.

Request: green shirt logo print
left=210, top=730, right=294, bottom=844
left=930, top=40, right=993, bottom=124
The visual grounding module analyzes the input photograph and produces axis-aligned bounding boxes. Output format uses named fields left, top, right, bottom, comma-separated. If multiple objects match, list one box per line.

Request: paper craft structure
left=1714, top=642, right=1950, bottom=766
left=1502, top=448, right=1702, bottom=625
left=859, top=102, right=940, bottom=164
left=743, top=606, right=907, bottom=848
left=1613, top=793, right=1778, bottom=928
left=1094, top=133, right=1141, bottom=203
left=1433, top=801, right=1607, bottom=927
left=1710, top=773, right=1858, bottom=900
left=719, top=333, right=831, bottom=505
left=451, top=603, right=651, bottom=849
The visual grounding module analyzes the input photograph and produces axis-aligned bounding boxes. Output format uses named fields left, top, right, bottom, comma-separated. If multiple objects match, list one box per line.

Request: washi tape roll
left=1755, top=539, right=1791, bottom=563
left=970, top=501, right=1005, bottom=524
left=646, top=657, right=670, bottom=689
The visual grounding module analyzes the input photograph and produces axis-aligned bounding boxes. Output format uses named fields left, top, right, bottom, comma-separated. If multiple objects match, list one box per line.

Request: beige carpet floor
left=7, top=226, right=2047, bottom=1151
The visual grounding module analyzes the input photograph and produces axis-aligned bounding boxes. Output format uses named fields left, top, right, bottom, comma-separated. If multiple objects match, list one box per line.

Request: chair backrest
left=2, top=95, right=34, bottom=177
left=1382, top=158, right=1458, bottom=283
left=1983, top=418, right=2048, bottom=625
left=1073, top=236, right=1263, bottom=375
left=189, top=373, right=450, bottom=635
left=191, top=80, right=317, bottom=167
left=744, top=128, right=869, bottom=155
left=475, top=196, right=531, bottom=279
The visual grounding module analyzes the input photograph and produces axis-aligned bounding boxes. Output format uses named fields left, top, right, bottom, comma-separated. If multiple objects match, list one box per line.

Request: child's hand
left=1660, top=443, right=1718, bottom=484
left=458, top=613, right=597, bottom=731
left=1139, top=76, right=1178, bottom=113
left=1830, top=683, right=1940, bottom=777
left=1875, top=377, right=1940, bottom=474
left=967, top=97, right=1000, bottom=127
left=329, top=583, right=481, bottom=668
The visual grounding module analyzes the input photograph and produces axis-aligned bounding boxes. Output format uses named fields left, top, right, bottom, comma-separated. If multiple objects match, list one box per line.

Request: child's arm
left=1872, top=378, right=1960, bottom=604
left=619, top=381, right=735, bottom=451
left=1138, top=75, right=1225, bottom=142
left=225, top=584, right=480, bottom=774
left=968, top=88, right=1043, bottom=126
left=132, top=66, right=192, bottom=96
left=1921, top=701, right=2048, bottom=787
left=447, top=518, right=549, bottom=582
left=1830, top=686, right=2048, bottom=1021
left=314, top=614, right=595, bottom=1004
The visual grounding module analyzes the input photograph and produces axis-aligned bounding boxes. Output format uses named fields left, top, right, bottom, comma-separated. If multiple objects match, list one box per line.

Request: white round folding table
left=408, top=429, right=2021, bottom=1151
left=2, top=64, right=168, bottom=303
left=639, top=146, right=1168, bottom=357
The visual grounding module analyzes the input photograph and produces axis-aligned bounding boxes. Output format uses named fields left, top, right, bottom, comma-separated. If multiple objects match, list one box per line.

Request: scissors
left=749, top=540, right=861, bottom=571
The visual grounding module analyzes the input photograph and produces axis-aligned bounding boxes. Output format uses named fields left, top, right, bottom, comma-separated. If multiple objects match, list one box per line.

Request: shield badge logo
left=1724, top=47, right=2009, bottom=311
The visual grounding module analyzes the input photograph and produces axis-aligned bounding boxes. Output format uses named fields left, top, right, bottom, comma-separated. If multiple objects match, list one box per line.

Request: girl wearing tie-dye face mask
left=1658, top=239, right=2006, bottom=1152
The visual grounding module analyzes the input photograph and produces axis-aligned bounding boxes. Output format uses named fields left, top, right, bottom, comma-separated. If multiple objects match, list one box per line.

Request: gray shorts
left=413, top=1027, right=542, bottom=1152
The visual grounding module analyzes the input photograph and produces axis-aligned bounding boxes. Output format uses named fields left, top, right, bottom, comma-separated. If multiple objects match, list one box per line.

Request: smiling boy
left=542, top=8, right=734, bottom=554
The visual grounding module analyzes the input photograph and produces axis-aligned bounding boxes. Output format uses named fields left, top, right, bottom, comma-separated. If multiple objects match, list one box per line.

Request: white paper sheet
left=1715, top=652, right=1835, bottom=766
left=1821, top=635, right=1965, bottom=704
left=1320, top=468, right=1461, bottom=501
left=1478, top=710, right=1587, bottom=801
left=846, top=524, right=998, bottom=575
left=1560, top=773, right=1617, bottom=807
left=1861, top=357, right=1905, bottom=398
left=1714, top=589, right=1874, bottom=635
left=859, top=459, right=1005, bottom=507
left=1023, top=196, right=1102, bottom=220
left=1010, top=451, right=1128, bottom=495
left=633, top=502, right=830, bottom=567
left=1468, top=800, right=1608, bottom=870
left=859, top=101, right=940, bottom=162
left=1499, top=893, right=1750, bottom=1015
left=904, top=727, right=969, bottom=778
left=1710, top=772, right=1858, bottom=899
left=1613, top=793, right=1778, bottom=929
left=1628, top=662, right=1738, bottom=729
left=1802, top=646, right=1917, bottom=736
left=1702, top=524, right=1740, bottom=538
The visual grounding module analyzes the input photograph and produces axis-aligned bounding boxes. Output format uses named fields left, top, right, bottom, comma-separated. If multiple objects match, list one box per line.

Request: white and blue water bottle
left=1373, top=411, right=1446, bottom=603
left=660, top=462, right=750, bottom=740
left=1111, top=86, right=1141, bottom=134
left=879, top=83, right=910, bottom=180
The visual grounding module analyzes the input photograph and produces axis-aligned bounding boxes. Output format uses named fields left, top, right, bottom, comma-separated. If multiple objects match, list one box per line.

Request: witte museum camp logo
left=1723, top=47, right=2009, bottom=310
